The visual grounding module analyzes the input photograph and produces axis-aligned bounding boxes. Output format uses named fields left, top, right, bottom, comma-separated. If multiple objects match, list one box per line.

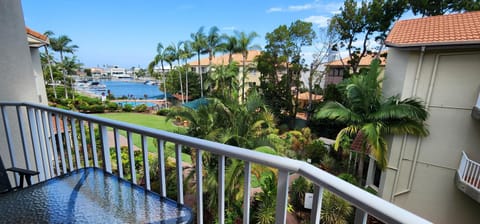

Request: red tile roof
left=386, top=11, right=480, bottom=47
left=188, top=50, right=261, bottom=66
left=26, top=27, right=48, bottom=41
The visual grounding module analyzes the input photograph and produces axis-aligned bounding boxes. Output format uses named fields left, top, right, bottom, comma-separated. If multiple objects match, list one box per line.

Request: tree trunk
left=177, top=61, right=184, bottom=103
left=60, top=51, right=68, bottom=99
left=198, top=52, right=203, bottom=98
left=241, top=53, right=246, bottom=103
left=185, top=59, right=189, bottom=102
left=357, top=152, right=365, bottom=182
left=44, top=46, right=57, bottom=99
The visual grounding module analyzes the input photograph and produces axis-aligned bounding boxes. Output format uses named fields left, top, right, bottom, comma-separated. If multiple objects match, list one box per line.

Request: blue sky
left=22, top=0, right=343, bottom=68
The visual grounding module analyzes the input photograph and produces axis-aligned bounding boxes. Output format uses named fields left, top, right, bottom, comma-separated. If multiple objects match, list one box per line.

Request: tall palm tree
left=179, top=41, right=194, bottom=102
left=220, top=35, right=239, bottom=64
left=316, top=60, right=429, bottom=178
left=206, top=26, right=222, bottom=70
left=49, top=34, right=78, bottom=99
left=166, top=42, right=185, bottom=103
left=149, top=43, right=169, bottom=107
left=190, top=27, right=207, bottom=98
left=42, top=31, right=57, bottom=99
left=236, top=31, right=260, bottom=102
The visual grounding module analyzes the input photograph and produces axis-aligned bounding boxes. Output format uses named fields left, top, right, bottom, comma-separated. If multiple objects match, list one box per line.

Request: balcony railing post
left=79, top=120, right=89, bottom=167
left=27, top=107, right=44, bottom=181
left=41, top=110, right=54, bottom=178
left=100, top=125, right=112, bottom=173
left=71, top=118, right=81, bottom=170
left=127, top=131, right=136, bottom=184
left=175, top=144, right=184, bottom=204
left=62, top=116, right=74, bottom=172
left=275, top=170, right=290, bottom=224
left=114, top=128, right=123, bottom=178
left=88, top=122, right=99, bottom=168
left=35, top=109, right=49, bottom=179
left=1, top=106, right=18, bottom=185
left=196, top=149, right=203, bottom=224
left=157, top=139, right=166, bottom=197
left=16, top=106, right=32, bottom=171
left=141, top=135, right=150, bottom=190
left=218, top=155, right=225, bottom=224
left=243, top=161, right=251, bottom=224
left=54, top=114, right=66, bottom=173
left=310, top=185, right=323, bottom=224
left=354, top=208, right=368, bottom=224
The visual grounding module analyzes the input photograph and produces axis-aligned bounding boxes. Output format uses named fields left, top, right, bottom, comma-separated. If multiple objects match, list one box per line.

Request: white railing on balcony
left=456, top=151, right=480, bottom=203
left=0, top=102, right=431, bottom=224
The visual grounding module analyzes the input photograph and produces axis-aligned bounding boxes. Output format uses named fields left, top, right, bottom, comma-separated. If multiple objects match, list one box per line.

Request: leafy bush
left=338, top=173, right=358, bottom=186
left=123, top=104, right=133, bottom=112
left=134, top=104, right=148, bottom=112
left=106, top=102, right=119, bottom=111
left=88, top=105, right=105, bottom=113
left=156, top=108, right=170, bottom=116
left=305, top=139, right=328, bottom=164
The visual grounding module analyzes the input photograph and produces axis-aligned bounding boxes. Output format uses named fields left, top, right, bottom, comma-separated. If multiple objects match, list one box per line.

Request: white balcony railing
left=0, top=102, right=431, bottom=224
left=456, top=151, right=480, bottom=203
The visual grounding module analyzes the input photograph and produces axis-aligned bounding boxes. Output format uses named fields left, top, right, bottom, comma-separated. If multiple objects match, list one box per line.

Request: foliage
left=122, top=104, right=133, bottom=112
left=321, top=191, right=353, bottom=224
left=257, top=20, right=316, bottom=124
left=156, top=108, right=170, bottom=116
left=106, top=102, right=119, bottom=111
left=251, top=171, right=278, bottom=224
left=304, top=139, right=329, bottom=164
left=290, top=176, right=313, bottom=211
left=315, top=60, right=429, bottom=177
left=134, top=104, right=148, bottom=113
left=408, top=0, right=480, bottom=16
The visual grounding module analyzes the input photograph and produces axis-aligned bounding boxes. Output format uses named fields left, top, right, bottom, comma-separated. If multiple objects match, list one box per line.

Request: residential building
left=323, top=52, right=387, bottom=87
left=188, top=50, right=262, bottom=94
left=375, top=11, right=480, bottom=223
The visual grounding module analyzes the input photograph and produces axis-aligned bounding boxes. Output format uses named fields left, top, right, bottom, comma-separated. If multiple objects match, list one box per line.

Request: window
left=373, top=163, right=381, bottom=187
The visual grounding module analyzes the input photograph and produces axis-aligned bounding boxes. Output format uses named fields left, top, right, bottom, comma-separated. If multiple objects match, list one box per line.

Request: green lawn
left=94, top=113, right=191, bottom=163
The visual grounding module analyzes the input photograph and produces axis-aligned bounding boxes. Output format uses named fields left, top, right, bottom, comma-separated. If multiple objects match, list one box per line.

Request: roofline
left=386, top=40, right=480, bottom=48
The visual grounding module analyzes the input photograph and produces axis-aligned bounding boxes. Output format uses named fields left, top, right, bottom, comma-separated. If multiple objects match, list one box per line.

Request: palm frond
left=316, top=102, right=362, bottom=123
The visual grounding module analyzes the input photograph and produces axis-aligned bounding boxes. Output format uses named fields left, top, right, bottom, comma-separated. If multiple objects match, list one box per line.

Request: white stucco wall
left=0, top=0, right=42, bottom=103
left=381, top=47, right=480, bottom=223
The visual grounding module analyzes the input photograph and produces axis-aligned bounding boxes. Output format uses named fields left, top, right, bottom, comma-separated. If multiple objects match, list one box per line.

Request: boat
left=144, top=80, right=158, bottom=85
left=89, top=81, right=107, bottom=90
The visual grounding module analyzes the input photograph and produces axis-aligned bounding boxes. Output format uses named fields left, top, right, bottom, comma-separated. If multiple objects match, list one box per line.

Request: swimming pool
left=116, top=101, right=157, bottom=107
left=89, top=80, right=169, bottom=99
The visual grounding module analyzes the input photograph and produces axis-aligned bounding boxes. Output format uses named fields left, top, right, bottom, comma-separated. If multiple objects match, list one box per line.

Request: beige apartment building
left=375, top=11, right=480, bottom=223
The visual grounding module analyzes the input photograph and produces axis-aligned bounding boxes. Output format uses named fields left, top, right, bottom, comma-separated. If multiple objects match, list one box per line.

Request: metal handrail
left=0, top=102, right=431, bottom=224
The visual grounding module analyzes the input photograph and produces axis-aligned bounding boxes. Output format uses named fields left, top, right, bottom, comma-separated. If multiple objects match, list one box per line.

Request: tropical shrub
left=134, top=104, right=148, bottom=112
left=106, top=102, right=119, bottom=111
left=123, top=104, right=133, bottom=112
left=156, top=108, right=170, bottom=116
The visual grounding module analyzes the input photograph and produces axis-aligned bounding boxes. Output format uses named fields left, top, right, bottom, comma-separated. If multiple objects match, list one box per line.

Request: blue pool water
left=90, top=81, right=168, bottom=99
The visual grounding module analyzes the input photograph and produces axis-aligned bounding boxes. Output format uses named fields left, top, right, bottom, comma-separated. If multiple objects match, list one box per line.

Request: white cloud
left=304, top=15, right=330, bottom=27
left=266, top=7, right=282, bottom=13
left=288, top=4, right=313, bottom=11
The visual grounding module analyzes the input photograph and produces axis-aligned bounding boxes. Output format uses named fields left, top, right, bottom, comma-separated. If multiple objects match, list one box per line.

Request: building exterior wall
left=381, top=47, right=480, bottom=223
left=30, top=47, right=48, bottom=103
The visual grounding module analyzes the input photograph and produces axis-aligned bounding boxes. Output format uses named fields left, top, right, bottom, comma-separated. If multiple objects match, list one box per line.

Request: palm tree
left=42, top=31, right=58, bottom=99
left=190, top=27, right=207, bottom=98
left=236, top=31, right=260, bottom=102
left=315, top=60, right=429, bottom=178
left=149, top=43, right=168, bottom=107
left=179, top=41, right=194, bottom=102
left=49, top=34, right=78, bottom=99
left=219, top=35, right=239, bottom=64
left=166, top=42, right=185, bottom=103
left=206, top=26, right=222, bottom=71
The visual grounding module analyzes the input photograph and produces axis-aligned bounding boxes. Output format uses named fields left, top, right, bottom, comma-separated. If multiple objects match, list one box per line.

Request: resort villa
left=368, top=11, right=480, bottom=223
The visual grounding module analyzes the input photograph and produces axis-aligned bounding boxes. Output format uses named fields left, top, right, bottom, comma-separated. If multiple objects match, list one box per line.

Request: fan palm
left=48, top=33, right=78, bottom=98
left=315, top=60, right=429, bottom=178
left=148, top=43, right=168, bottom=106
left=236, top=31, right=260, bottom=102
left=206, top=26, right=222, bottom=70
left=191, top=27, right=208, bottom=98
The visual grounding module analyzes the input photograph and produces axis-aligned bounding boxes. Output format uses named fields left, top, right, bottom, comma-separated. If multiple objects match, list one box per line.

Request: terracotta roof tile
left=188, top=50, right=261, bottom=66
left=386, top=11, right=480, bottom=47
left=26, top=27, right=48, bottom=41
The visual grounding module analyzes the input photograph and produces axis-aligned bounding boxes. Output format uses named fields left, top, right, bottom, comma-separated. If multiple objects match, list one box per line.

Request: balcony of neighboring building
left=456, top=151, right=480, bottom=203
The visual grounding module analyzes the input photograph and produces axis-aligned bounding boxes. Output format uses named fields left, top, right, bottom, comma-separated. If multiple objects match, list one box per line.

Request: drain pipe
left=391, top=46, right=426, bottom=200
